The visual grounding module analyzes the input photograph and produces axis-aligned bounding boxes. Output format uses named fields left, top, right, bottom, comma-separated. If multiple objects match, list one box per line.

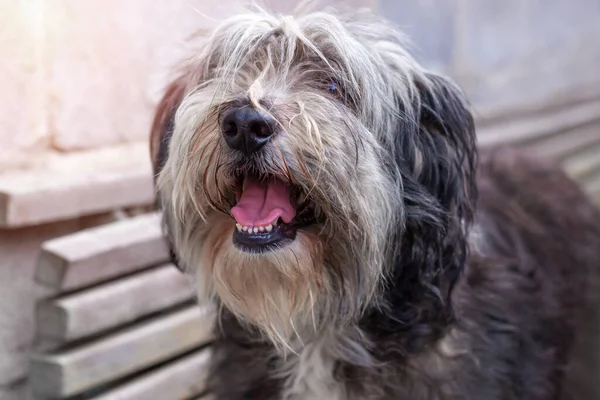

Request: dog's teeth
left=236, top=223, right=242, bottom=231
left=242, top=226, right=248, bottom=232
left=258, top=226, right=265, bottom=232
left=253, top=227, right=259, bottom=234
left=266, top=224, right=273, bottom=232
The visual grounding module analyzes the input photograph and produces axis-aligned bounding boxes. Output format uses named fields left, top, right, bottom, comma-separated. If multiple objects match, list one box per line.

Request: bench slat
left=477, top=98, right=600, bottom=148
left=522, top=122, right=600, bottom=161
left=562, top=141, right=600, bottom=180
left=89, top=348, right=211, bottom=400
left=35, top=213, right=169, bottom=292
left=582, top=170, right=600, bottom=201
left=36, top=264, right=194, bottom=347
left=0, top=167, right=153, bottom=229
left=0, top=143, right=154, bottom=228
left=29, top=305, right=214, bottom=398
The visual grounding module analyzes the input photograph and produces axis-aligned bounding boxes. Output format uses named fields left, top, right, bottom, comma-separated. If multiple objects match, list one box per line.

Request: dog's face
left=151, top=9, right=476, bottom=351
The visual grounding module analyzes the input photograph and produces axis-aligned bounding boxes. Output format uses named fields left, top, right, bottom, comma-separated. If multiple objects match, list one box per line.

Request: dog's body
left=150, top=6, right=600, bottom=399
left=206, top=147, right=600, bottom=400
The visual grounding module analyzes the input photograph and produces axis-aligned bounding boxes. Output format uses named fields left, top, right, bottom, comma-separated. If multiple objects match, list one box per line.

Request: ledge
left=0, top=142, right=155, bottom=228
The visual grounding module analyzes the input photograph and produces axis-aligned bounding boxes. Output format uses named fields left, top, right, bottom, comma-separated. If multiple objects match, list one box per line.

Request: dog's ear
left=149, top=76, right=190, bottom=271
left=389, top=72, right=477, bottom=325
left=415, top=72, right=477, bottom=224
left=398, top=72, right=477, bottom=229
left=150, top=75, right=189, bottom=178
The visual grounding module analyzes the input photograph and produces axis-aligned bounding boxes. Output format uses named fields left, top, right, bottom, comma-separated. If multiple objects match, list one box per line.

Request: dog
left=149, top=6, right=600, bottom=399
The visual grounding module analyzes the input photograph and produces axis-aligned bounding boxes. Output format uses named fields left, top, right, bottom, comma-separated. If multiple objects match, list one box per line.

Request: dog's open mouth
left=230, top=174, right=317, bottom=253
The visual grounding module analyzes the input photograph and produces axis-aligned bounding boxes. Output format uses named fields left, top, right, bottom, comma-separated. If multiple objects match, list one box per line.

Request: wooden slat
left=89, top=348, right=211, bottom=400
left=36, top=264, right=194, bottom=347
left=29, top=305, right=214, bottom=399
left=562, top=141, right=600, bottom=180
left=35, top=213, right=169, bottom=292
left=0, top=143, right=154, bottom=228
left=583, top=170, right=600, bottom=195
left=477, top=97, right=600, bottom=148
left=521, top=121, right=600, bottom=161
left=0, top=167, right=153, bottom=229
left=475, top=88, right=600, bottom=128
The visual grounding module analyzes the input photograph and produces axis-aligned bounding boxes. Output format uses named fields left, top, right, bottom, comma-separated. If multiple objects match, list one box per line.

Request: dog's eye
left=324, top=80, right=344, bottom=99
left=327, top=82, right=338, bottom=93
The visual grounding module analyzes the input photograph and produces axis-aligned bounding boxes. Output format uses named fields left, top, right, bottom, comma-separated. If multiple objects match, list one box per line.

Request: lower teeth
left=236, top=221, right=277, bottom=233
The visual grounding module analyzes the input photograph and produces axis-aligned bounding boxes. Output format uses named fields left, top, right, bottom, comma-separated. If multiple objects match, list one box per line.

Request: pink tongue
left=231, top=177, right=296, bottom=226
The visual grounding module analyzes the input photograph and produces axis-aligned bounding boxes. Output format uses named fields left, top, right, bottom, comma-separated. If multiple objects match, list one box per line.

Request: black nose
left=221, top=107, right=276, bottom=154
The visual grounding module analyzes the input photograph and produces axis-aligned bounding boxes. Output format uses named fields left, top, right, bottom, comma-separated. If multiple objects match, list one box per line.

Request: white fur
left=280, top=334, right=346, bottom=400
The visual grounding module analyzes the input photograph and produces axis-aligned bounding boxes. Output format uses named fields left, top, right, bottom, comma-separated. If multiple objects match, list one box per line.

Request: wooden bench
left=27, top=101, right=600, bottom=399
left=478, top=96, right=600, bottom=204
left=30, top=213, right=215, bottom=400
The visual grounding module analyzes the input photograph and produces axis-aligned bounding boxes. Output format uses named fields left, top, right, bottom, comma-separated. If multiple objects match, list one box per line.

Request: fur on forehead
left=177, top=7, right=425, bottom=118
left=149, top=7, right=445, bottom=179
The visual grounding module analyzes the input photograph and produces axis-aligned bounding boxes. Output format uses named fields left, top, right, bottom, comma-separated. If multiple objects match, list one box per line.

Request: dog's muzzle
left=222, top=107, right=318, bottom=253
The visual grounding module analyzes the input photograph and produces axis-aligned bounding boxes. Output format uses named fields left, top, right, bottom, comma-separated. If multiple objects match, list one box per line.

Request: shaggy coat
left=150, top=7, right=600, bottom=400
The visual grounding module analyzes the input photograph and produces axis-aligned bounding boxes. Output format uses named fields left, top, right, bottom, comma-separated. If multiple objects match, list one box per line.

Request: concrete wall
left=0, top=0, right=372, bottom=167
left=379, top=0, right=600, bottom=117
left=2, top=0, right=598, bottom=165
left=0, top=0, right=47, bottom=160
left=1, top=0, right=230, bottom=162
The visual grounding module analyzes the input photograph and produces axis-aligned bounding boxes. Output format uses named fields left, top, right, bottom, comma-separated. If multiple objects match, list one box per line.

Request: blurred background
left=1, top=1, right=599, bottom=399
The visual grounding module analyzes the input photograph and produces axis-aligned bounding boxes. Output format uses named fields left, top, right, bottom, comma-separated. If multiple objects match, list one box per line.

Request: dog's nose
left=221, top=107, right=276, bottom=154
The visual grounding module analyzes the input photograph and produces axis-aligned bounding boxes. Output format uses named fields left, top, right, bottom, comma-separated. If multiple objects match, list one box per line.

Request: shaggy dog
left=149, top=6, right=600, bottom=399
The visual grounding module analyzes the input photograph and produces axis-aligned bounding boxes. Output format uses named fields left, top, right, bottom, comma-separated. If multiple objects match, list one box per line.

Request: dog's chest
left=280, top=337, right=347, bottom=400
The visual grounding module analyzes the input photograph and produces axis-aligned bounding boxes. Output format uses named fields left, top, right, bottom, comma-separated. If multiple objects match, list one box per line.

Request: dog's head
left=151, top=7, right=477, bottom=351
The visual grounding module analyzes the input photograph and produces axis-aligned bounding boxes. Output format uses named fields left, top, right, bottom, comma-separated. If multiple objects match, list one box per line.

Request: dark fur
left=200, top=147, right=600, bottom=400
left=150, top=21, right=600, bottom=400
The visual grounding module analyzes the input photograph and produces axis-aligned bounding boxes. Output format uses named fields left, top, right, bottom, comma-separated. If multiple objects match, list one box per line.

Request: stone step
left=35, top=213, right=169, bottom=293
left=29, top=305, right=214, bottom=399
left=36, top=264, right=194, bottom=348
